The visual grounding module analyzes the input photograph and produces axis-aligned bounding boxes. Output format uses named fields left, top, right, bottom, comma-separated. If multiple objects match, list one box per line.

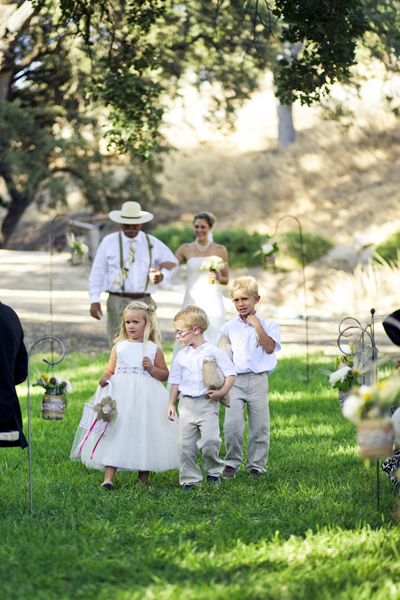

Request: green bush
left=214, top=229, right=265, bottom=268
left=278, top=231, right=334, bottom=268
left=152, top=226, right=194, bottom=253
left=375, top=232, right=400, bottom=263
left=152, top=226, right=333, bottom=270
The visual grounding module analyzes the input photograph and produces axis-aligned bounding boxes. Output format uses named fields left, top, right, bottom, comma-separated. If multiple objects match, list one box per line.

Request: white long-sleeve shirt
left=169, top=340, right=236, bottom=397
left=216, top=312, right=281, bottom=375
left=89, top=230, right=178, bottom=303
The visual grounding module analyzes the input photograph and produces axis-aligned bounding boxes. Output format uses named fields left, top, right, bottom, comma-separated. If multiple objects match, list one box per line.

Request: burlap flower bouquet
left=202, top=334, right=234, bottom=408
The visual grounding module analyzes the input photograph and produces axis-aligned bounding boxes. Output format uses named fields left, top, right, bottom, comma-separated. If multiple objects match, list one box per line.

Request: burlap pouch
left=203, top=358, right=230, bottom=407
left=218, top=333, right=233, bottom=360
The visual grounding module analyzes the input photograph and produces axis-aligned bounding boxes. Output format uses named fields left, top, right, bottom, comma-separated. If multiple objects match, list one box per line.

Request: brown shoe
left=222, top=465, right=237, bottom=479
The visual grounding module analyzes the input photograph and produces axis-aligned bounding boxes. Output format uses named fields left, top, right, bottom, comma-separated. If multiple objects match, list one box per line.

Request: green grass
left=2, top=351, right=400, bottom=599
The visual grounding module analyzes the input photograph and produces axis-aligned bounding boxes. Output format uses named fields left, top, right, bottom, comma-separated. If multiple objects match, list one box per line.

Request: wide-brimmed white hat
left=108, top=201, right=154, bottom=225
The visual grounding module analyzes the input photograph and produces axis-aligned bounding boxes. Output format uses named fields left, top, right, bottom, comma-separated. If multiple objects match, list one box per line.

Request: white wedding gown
left=171, top=256, right=226, bottom=362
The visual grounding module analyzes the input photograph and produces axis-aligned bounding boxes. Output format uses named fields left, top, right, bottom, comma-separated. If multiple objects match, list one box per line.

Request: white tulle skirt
left=70, top=373, right=179, bottom=472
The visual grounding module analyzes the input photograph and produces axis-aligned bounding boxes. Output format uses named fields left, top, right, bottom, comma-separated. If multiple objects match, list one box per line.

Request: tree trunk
left=277, top=102, right=296, bottom=147
left=0, top=1, right=36, bottom=100
left=0, top=168, right=31, bottom=246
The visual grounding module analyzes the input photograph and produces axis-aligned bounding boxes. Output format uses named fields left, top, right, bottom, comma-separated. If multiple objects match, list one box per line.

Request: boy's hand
left=207, top=389, right=223, bottom=401
left=167, top=405, right=176, bottom=421
left=246, top=313, right=261, bottom=328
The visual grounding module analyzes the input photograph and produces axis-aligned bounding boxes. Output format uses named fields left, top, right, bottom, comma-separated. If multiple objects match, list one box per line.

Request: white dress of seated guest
left=171, top=255, right=226, bottom=362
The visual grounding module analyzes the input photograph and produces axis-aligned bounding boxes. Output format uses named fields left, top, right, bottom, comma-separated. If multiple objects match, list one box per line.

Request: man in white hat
left=89, top=201, right=178, bottom=346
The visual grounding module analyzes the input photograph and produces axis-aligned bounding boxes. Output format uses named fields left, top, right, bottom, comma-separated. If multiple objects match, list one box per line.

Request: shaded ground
left=0, top=250, right=397, bottom=358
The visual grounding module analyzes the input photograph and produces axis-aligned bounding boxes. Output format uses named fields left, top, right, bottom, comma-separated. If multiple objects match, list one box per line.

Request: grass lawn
left=1, top=349, right=400, bottom=600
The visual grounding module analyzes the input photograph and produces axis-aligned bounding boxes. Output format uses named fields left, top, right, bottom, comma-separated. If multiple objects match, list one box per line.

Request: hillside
left=157, top=71, right=400, bottom=247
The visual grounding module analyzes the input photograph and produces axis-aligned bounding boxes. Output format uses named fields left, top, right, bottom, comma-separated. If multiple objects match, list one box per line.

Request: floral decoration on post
left=67, top=232, right=89, bottom=264
left=200, top=256, right=225, bottom=284
left=342, top=376, right=400, bottom=459
left=34, top=374, right=73, bottom=420
left=254, top=236, right=280, bottom=268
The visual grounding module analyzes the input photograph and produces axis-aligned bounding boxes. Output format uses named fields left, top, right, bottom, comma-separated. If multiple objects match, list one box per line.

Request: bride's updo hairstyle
left=193, top=212, right=216, bottom=229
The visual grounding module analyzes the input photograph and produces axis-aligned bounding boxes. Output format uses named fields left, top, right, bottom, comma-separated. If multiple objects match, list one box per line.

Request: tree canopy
left=0, top=0, right=369, bottom=246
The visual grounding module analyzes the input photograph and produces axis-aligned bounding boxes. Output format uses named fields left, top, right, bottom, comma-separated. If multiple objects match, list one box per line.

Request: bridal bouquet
left=200, top=256, right=225, bottom=284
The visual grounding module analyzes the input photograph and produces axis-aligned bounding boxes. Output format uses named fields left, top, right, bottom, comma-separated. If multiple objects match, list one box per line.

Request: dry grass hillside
left=158, top=71, right=400, bottom=246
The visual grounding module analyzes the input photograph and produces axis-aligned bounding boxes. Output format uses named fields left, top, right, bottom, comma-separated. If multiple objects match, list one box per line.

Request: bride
left=171, top=212, right=229, bottom=359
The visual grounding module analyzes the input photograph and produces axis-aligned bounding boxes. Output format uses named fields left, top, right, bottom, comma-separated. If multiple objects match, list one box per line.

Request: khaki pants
left=106, top=294, right=156, bottom=347
left=177, top=394, right=224, bottom=486
left=223, top=372, right=269, bottom=473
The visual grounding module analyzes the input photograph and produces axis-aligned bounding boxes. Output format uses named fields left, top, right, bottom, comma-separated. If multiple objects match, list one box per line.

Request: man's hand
left=149, top=268, right=163, bottom=285
left=90, top=302, right=102, bottom=320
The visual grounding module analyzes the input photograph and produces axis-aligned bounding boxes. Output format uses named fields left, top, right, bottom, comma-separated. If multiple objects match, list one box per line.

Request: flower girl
left=71, top=301, right=179, bottom=488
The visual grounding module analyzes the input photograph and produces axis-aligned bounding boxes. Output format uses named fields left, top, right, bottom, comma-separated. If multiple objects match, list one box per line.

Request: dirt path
left=0, top=250, right=396, bottom=359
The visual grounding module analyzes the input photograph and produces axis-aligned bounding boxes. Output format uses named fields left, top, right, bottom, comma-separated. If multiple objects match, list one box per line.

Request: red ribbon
left=75, top=419, right=108, bottom=459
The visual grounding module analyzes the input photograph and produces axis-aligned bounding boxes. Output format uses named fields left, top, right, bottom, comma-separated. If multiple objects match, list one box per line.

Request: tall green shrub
left=152, top=226, right=333, bottom=269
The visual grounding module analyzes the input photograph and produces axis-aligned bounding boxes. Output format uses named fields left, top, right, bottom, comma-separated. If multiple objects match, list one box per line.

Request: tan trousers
left=223, top=372, right=269, bottom=473
left=106, top=294, right=156, bottom=347
left=177, top=394, right=224, bottom=486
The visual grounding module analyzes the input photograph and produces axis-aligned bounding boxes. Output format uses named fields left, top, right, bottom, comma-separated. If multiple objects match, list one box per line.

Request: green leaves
left=273, top=0, right=368, bottom=105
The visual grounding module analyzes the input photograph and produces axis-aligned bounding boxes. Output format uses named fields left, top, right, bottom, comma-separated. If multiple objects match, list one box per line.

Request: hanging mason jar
left=264, top=253, right=276, bottom=269
left=42, top=385, right=65, bottom=420
left=357, top=418, right=394, bottom=459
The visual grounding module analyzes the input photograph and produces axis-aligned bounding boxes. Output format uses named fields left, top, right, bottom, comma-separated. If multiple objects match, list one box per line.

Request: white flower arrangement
left=66, top=232, right=89, bottom=256
left=329, top=364, right=360, bottom=391
left=34, top=373, right=73, bottom=404
left=342, top=377, right=400, bottom=425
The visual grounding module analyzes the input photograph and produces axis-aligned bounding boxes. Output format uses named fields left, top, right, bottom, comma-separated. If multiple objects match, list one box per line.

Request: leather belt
left=107, top=292, right=151, bottom=299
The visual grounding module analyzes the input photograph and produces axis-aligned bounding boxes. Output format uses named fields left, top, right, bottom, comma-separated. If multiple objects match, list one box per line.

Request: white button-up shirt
left=89, top=231, right=178, bottom=303
left=216, top=312, right=281, bottom=375
left=169, top=340, right=236, bottom=397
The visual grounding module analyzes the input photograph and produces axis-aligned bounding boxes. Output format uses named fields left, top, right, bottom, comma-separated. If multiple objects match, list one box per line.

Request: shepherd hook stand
left=337, top=315, right=380, bottom=510
left=27, top=336, right=65, bottom=515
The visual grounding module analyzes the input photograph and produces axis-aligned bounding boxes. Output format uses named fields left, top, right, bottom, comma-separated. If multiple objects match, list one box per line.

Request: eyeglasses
left=175, top=327, right=194, bottom=338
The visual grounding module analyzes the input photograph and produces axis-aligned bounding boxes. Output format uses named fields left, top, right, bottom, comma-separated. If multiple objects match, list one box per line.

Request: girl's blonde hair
left=114, top=301, right=162, bottom=349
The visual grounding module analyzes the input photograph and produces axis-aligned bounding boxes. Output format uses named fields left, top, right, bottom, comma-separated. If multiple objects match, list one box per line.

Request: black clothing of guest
left=0, top=302, right=28, bottom=448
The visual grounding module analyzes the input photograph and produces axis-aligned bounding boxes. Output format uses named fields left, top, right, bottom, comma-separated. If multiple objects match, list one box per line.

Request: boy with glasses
left=167, top=306, right=235, bottom=489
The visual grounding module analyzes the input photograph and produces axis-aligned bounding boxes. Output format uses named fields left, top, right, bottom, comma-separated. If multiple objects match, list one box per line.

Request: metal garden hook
left=27, top=336, right=65, bottom=514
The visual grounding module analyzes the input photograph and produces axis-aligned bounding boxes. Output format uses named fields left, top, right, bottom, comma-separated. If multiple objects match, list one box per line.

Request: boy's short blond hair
left=230, top=276, right=259, bottom=298
left=174, top=305, right=209, bottom=331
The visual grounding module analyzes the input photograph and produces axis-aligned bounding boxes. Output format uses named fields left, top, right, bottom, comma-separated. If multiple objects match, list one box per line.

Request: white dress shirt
left=216, top=312, right=281, bottom=375
left=89, top=231, right=178, bottom=303
left=169, top=340, right=236, bottom=397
